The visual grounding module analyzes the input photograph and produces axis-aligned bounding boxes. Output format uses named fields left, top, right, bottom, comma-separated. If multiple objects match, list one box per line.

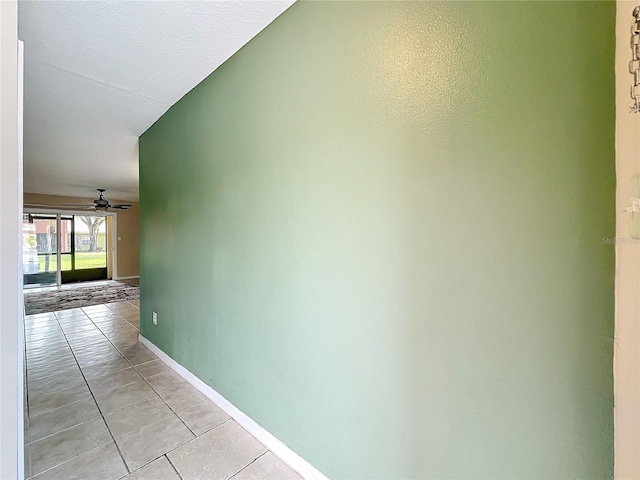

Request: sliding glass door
left=63, top=215, right=107, bottom=283
left=23, top=214, right=58, bottom=286
left=23, top=212, right=109, bottom=287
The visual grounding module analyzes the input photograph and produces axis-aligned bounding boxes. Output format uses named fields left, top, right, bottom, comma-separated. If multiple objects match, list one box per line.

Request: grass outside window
left=38, top=252, right=106, bottom=271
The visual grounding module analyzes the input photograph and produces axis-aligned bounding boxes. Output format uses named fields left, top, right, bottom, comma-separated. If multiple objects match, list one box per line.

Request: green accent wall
left=139, top=1, right=615, bottom=478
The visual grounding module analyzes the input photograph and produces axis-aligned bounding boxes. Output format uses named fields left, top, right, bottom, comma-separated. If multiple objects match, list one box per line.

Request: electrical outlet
left=152, top=312, right=158, bottom=325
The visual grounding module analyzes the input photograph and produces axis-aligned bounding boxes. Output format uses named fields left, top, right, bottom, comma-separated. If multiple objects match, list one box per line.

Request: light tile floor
left=24, top=300, right=302, bottom=480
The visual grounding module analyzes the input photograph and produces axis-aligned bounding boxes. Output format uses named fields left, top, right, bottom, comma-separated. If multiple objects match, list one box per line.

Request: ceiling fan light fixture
left=28, top=188, right=132, bottom=212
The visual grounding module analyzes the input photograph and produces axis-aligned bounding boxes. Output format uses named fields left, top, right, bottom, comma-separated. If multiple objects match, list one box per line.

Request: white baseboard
left=114, top=275, right=140, bottom=280
left=138, top=335, right=329, bottom=480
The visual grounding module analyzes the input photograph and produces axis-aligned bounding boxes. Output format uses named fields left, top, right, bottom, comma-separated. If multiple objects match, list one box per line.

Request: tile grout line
left=26, top=386, right=93, bottom=418
left=28, top=302, right=204, bottom=478
left=32, top=439, right=115, bottom=478
left=24, top=310, right=133, bottom=406
left=25, top=310, right=108, bottom=476
left=120, top=417, right=234, bottom=477
left=73, top=312, right=153, bottom=415
left=228, top=450, right=270, bottom=480
left=27, top=339, right=75, bottom=350
left=88, top=308, right=140, bottom=340
left=28, top=416, right=109, bottom=448
left=93, top=383, right=157, bottom=416
left=25, top=332, right=67, bottom=342
left=81, top=364, right=135, bottom=384
left=80, top=302, right=208, bottom=471
left=26, top=397, right=97, bottom=443
left=27, top=301, right=270, bottom=480
left=25, top=316, right=100, bottom=398
left=109, top=406, right=178, bottom=435
left=112, top=309, right=283, bottom=477
left=181, top=414, right=231, bottom=439
left=27, top=365, right=82, bottom=383
left=172, top=398, right=214, bottom=438
left=27, top=374, right=86, bottom=398
left=164, top=454, right=184, bottom=480
left=51, top=309, right=132, bottom=475
left=88, top=309, right=200, bottom=443
left=167, top=398, right=219, bottom=441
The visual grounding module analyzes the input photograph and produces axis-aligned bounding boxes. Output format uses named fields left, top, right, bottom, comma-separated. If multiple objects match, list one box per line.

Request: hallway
left=24, top=300, right=301, bottom=480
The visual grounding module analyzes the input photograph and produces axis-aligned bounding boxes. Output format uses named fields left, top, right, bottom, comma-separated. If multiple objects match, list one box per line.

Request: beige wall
left=23, top=193, right=139, bottom=278
left=112, top=199, right=139, bottom=278
left=615, top=1, right=640, bottom=478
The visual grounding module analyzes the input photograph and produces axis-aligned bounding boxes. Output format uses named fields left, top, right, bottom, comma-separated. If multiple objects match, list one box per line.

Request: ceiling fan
left=25, top=189, right=132, bottom=211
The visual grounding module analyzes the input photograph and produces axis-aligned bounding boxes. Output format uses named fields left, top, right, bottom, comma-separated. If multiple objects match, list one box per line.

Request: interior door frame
left=0, top=7, right=22, bottom=475
left=615, top=1, right=640, bottom=478
left=23, top=208, right=118, bottom=286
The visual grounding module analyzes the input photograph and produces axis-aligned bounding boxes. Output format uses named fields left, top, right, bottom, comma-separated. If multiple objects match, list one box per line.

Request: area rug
left=24, top=281, right=140, bottom=315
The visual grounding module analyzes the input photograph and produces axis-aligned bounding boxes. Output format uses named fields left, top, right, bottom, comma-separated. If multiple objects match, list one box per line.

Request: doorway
left=23, top=212, right=110, bottom=287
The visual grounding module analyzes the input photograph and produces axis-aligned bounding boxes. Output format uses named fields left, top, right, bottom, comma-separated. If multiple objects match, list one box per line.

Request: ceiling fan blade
left=25, top=203, right=95, bottom=210
left=27, top=190, right=129, bottom=212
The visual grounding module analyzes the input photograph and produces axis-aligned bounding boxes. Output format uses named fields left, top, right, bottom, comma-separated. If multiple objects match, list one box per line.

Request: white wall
left=615, top=1, right=640, bottom=478
left=0, top=1, right=23, bottom=478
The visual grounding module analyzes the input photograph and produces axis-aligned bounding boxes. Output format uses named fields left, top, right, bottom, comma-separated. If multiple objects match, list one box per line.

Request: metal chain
left=630, top=6, right=640, bottom=113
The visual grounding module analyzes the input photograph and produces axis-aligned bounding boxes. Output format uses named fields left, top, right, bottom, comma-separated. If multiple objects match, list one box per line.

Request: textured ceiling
left=19, top=0, right=294, bottom=201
